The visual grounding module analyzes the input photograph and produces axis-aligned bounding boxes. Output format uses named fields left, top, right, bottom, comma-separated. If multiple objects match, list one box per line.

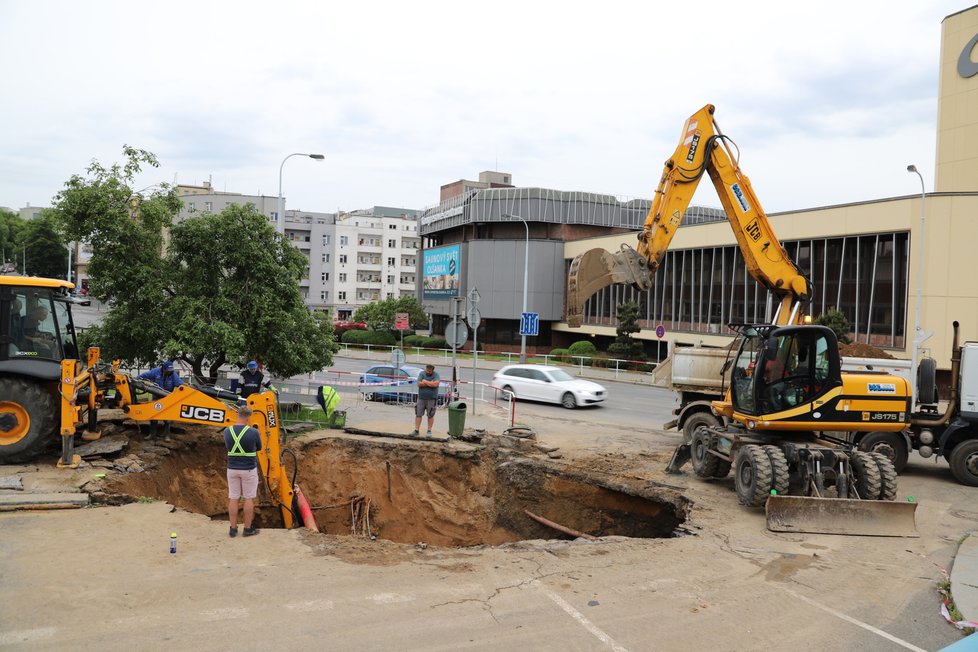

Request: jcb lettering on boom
left=744, top=218, right=762, bottom=242
left=178, top=405, right=226, bottom=423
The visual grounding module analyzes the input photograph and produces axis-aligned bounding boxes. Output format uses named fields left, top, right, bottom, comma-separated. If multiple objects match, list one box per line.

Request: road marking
left=285, top=599, right=335, bottom=612
left=535, top=582, right=631, bottom=652
left=782, top=588, right=927, bottom=652
left=0, top=627, right=56, bottom=645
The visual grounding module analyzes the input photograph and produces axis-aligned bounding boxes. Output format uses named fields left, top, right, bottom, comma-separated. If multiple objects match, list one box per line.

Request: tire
left=0, top=378, right=57, bottom=463
left=734, top=445, right=774, bottom=507
left=682, top=412, right=719, bottom=445
left=849, top=451, right=882, bottom=499
left=362, top=392, right=376, bottom=402
left=690, top=428, right=720, bottom=478
left=917, top=357, right=938, bottom=405
left=561, top=393, right=577, bottom=409
left=762, top=445, right=791, bottom=496
left=858, top=432, right=909, bottom=474
left=948, top=440, right=978, bottom=487
left=870, top=452, right=899, bottom=500
left=502, top=386, right=515, bottom=401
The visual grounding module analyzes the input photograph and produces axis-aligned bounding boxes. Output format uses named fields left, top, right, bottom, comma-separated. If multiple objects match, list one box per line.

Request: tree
left=814, top=307, right=852, bottom=344
left=22, top=212, right=69, bottom=280
left=52, top=146, right=338, bottom=381
left=0, top=208, right=26, bottom=271
left=352, top=296, right=427, bottom=332
left=607, top=302, right=647, bottom=363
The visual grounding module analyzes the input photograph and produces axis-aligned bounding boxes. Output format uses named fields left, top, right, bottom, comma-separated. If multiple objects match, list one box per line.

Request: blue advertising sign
left=520, top=312, right=539, bottom=336
left=422, top=245, right=461, bottom=299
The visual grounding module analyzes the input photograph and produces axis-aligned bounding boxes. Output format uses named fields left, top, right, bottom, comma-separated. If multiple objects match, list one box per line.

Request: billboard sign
left=422, top=245, right=461, bottom=299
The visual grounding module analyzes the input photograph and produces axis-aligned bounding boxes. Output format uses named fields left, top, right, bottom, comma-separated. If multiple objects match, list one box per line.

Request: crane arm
left=565, top=104, right=811, bottom=328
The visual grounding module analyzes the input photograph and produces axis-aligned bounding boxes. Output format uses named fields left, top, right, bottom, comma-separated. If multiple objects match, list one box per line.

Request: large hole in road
left=103, top=436, right=691, bottom=547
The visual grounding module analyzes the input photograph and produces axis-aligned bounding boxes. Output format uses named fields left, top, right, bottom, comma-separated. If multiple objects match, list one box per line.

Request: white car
left=490, top=364, right=606, bottom=409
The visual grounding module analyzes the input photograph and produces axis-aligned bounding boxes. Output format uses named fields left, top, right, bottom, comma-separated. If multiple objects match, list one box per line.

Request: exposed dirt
left=839, top=342, right=895, bottom=358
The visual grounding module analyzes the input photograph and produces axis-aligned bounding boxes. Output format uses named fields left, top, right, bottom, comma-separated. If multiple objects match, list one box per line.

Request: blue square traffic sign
left=520, top=312, right=539, bottom=336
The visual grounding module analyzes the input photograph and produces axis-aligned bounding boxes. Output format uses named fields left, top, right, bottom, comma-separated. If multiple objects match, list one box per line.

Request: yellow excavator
left=1, top=275, right=306, bottom=529
left=565, top=104, right=918, bottom=536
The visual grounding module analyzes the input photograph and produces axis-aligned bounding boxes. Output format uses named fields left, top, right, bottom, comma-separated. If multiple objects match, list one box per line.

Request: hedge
left=549, top=348, right=571, bottom=363
left=568, top=340, right=598, bottom=356
left=341, top=330, right=397, bottom=346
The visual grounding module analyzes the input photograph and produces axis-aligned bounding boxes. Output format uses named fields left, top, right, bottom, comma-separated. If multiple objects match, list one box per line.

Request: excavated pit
left=103, top=436, right=691, bottom=547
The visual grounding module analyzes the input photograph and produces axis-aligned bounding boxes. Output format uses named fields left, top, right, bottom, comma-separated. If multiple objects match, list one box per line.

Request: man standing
left=224, top=405, right=262, bottom=538
left=137, top=361, right=183, bottom=440
left=238, top=360, right=273, bottom=400
left=412, top=363, right=441, bottom=437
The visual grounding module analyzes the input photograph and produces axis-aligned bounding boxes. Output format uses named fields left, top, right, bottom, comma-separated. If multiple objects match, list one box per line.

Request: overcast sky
left=0, top=1, right=968, bottom=216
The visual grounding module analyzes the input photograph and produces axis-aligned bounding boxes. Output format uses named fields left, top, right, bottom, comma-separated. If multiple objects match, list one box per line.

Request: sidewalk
left=950, top=533, right=978, bottom=630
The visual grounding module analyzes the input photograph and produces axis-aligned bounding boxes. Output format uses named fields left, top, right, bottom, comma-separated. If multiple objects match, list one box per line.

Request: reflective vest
left=227, top=425, right=256, bottom=458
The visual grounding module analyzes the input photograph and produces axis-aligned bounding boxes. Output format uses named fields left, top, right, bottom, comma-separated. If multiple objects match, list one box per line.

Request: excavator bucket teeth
left=566, top=246, right=651, bottom=327
left=765, top=496, right=918, bottom=537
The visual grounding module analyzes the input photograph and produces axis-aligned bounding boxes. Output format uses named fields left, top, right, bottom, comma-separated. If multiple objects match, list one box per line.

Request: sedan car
left=490, top=364, right=606, bottom=409
left=63, top=292, right=91, bottom=306
left=359, top=364, right=453, bottom=404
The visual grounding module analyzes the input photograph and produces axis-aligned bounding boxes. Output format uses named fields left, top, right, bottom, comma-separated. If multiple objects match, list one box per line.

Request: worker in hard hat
left=237, top=360, right=274, bottom=400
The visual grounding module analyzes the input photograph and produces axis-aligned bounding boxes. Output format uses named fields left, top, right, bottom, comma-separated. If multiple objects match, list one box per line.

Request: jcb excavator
left=565, top=104, right=918, bottom=536
left=1, top=275, right=309, bottom=529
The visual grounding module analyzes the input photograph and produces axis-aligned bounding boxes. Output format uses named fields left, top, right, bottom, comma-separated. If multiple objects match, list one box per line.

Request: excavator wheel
left=762, top=445, right=791, bottom=496
left=869, top=452, right=898, bottom=501
left=734, top=445, right=773, bottom=507
left=849, top=451, right=883, bottom=500
left=690, top=428, right=720, bottom=478
left=682, top=412, right=719, bottom=444
left=0, top=378, right=57, bottom=463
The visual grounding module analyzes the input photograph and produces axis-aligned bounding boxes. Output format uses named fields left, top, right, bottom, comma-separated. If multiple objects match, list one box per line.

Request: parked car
left=359, top=364, right=453, bottom=404
left=490, top=364, right=607, bottom=409
left=64, top=292, right=91, bottom=306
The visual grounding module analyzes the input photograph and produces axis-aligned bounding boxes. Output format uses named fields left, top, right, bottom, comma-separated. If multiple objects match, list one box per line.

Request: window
left=339, top=255, right=347, bottom=264
left=322, top=253, right=330, bottom=263
left=387, top=257, right=396, bottom=266
left=338, top=291, right=347, bottom=301
left=340, top=236, right=348, bottom=246
left=339, top=273, right=347, bottom=282
left=388, top=239, right=396, bottom=248
left=387, top=292, right=394, bottom=299
left=387, top=275, right=395, bottom=284
left=322, top=235, right=331, bottom=245
left=204, top=201, right=212, bottom=212
left=320, top=291, right=329, bottom=300
left=321, top=272, right=330, bottom=282
left=188, top=202, right=196, bottom=212
left=389, top=224, right=397, bottom=230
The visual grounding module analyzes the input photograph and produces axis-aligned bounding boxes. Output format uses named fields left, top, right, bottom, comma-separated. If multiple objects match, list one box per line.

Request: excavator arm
left=566, top=104, right=811, bottom=327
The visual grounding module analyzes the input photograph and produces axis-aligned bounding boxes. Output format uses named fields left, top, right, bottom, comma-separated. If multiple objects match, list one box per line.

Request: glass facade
left=578, top=231, right=909, bottom=349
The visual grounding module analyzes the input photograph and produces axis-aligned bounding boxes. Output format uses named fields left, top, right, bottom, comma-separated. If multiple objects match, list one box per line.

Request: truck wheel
left=690, top=429, right=720, bottom=478
left=949, top=440, right=978, bottom=487
left=682, top=412, right=719, bottom=445
left=0, top=378, right=57, bottom=463
left=762, top=445, right=791, bottom=496
left=917, top=358, right=938, bottom=405
left=849, top=451, right=882, bottom=499
left=734, top=445, right=773, bottom=507
left=857, top=432, right=908, bottom=474
left=869, top=452, right=899, bottom=500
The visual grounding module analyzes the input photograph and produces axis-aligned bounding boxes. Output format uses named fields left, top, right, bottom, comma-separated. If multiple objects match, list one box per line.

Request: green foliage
left=421, top=337, right=448, bottom=349
left=608, top=302, right=647, bottom=362
left=51, top=147, right=338, bottom=381
left=0, top=208, right=27, bottom=271
left=341, top=329, right=397, bottom=346
left=352, top=296, right=427, bottom=332
left=403, top=334, right=427, bottom=347
left=549, top=348, right=571, bottom=362
left=814, top=308, right=852, bottom=344
left=568, top=340, right=597, bottom=356
left=21, top=212, right=69, bottom=279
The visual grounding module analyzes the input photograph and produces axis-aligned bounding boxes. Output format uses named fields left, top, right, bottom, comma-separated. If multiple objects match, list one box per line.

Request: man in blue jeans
left=411, top=364, right=440, bottom=437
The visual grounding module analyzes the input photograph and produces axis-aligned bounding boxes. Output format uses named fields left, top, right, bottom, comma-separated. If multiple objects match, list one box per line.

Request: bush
left=403, top=335, right=427, bottom=347
left=568, top=340, right=597, bottom=356
left=334, top=323, right=367, bottom=339
left=591, top=356, right=611, bottom=368
left=341, top=330, right=397, bottom=346
left=549, top=348, right=571, bottom=363
left=421, top=337, right=449, bottom=349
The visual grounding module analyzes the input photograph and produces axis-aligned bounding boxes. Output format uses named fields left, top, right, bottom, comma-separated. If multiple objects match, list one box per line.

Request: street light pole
left=906, top=164, right=927, bottom=409
left=278, top=153, right=325, bottom=236
left=503, top=214, right=530, bottom=363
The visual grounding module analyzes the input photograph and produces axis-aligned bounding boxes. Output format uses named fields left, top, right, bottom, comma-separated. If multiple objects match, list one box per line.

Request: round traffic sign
left=655, top=324, right=666, bottom=339
left=390, top=348, right=406, bottom=366
left=445, top=322, right=469, bottom=348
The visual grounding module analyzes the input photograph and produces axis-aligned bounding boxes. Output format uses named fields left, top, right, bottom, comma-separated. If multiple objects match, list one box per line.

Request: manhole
left=102, top=437, right=691, bottom=547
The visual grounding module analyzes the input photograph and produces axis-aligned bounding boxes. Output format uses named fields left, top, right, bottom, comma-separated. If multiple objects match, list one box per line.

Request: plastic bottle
left=169, top=532, right=177, bottom=554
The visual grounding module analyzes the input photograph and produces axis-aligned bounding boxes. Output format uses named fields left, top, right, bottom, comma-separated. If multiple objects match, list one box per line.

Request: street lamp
left=277, top=153, right=325, bottom=236
left=906, top=164, right=927, bottom=409
left=503, top=213, right=530, bottom=363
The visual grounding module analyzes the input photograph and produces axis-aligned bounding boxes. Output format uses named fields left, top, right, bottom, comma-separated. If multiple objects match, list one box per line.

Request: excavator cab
left=729, top=324, right=841, bottom=418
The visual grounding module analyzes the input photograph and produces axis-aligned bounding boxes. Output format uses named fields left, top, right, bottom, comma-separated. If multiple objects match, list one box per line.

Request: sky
left=0, top=1, right=969, bottom=216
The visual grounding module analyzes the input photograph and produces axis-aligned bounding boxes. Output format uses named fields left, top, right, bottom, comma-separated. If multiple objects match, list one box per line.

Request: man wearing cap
left=412, top=363, right=441, bottom=437
left=237, top=360, right=274, bottom=400
left=137, top=361, right=183, bottom=440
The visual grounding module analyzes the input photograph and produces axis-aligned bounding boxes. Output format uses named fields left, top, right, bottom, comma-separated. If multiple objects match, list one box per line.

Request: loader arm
left=566, top=104, right=811, bottom=327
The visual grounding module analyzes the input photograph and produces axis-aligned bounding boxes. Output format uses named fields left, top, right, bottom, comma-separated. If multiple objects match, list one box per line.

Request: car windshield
left=547, top=369, right=574, bottom=382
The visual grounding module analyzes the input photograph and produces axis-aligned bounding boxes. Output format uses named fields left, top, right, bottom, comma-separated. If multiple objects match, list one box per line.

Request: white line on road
left=535, top=582, right=631, bottom=652
left=782, top=588, right=927, bottom=652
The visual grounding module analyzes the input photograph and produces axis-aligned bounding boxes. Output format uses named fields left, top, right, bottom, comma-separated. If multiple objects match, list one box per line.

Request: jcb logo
left=267, top=408, right=277, bottom=428
left=744, top=219, right=761, bottom=242
left=179, top=405, right=226, bottom=423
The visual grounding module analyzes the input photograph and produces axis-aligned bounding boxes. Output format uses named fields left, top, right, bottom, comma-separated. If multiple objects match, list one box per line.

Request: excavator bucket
left=566, top=246, right=652, bottom=327
left=765, top=496, right=919, bottom=537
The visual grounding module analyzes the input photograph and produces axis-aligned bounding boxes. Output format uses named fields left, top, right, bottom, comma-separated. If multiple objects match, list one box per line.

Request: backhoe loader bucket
left=566, top=245, right=652, bottom=327
left=765, top=495, right=918, bottom=537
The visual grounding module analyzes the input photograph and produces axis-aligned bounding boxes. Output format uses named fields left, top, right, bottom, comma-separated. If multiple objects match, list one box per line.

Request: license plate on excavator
left=765, top=495, right=919, bottom=537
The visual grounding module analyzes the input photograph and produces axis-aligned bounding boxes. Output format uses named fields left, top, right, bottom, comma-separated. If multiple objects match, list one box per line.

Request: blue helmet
left=247, top=361, right=258, bottom=371
left=161, top=361, right=174, bottom=371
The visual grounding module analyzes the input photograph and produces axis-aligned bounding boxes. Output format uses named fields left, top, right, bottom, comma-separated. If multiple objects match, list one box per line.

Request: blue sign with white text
left=422, top=245, right=461, bottom=299
left=520, top=312, right=539, bottom=336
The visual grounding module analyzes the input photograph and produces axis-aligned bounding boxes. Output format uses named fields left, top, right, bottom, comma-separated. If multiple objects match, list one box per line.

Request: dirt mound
left=838, top=342, right=895, bottom=359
